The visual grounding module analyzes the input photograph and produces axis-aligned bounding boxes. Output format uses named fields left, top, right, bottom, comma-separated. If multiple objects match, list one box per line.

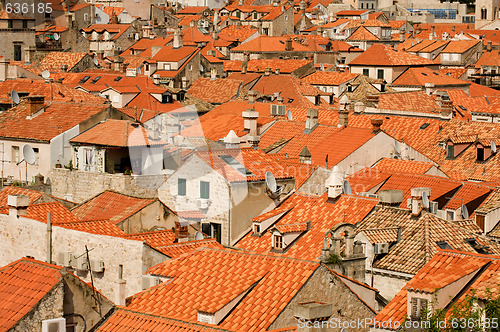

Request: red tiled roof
left=439, top=67, right=467, bottom=79
left=187, top=78, right=242, bottom=104
left=70, top=119, right=166, bottom=147
left=101, top=6, right=125, bottom=17
left=0, top=186, right=44, bottom=206
left=125, top=230, right=176, bottom=247
left=177, top=210, right=207, bottom=219
left=347, top=26, right=379, bottom=41
left=0, top=10, right=34, bottom=20
left=440, top=40, right=481, bottom=53
left=226, top=59, right=312, bottom=74
left=302, top=71, right=358, bottom=86
left=378, top=91, right=439, bottom=113
left=61, top=219, right=127, bottom=237
left=194, top=148, right=292, bottom=182
left=128, top=248, right=318, bottom=331
left=120, top=37, right=173, bottom=57
left=336, top=10, right=369, bottom=16
left=177, top=6, right=209, bottom=14
left=391, top=67, right=470, bottom=87
left=349, top=44, right=436, bottom=66
left=150, top=46, right=198, bottom=62
left=219, top=25, right=258, bottom=42
left=0, top=258, right=64, bottom=331
left=231, top=35, right=313, bottom=53
left=0, top=201, right=79, bottom=224
left=40, top=52, right=89, bottom=72
left=374, top=158, right=434, bottom=175
left=0, top=100, right=107, bottom=142
left=156, top=239, right=223, bottom=258
left=71, top=191, right=155, bottom=224
left=237, top=193, right=378, bottom=260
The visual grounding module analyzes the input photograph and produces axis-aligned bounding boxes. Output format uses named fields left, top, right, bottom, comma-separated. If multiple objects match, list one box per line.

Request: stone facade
left=0, top=212, right=168, bottom=298
left=51, top=168, right=162, bottom=203
left=269, top=265, right=376, bottom=331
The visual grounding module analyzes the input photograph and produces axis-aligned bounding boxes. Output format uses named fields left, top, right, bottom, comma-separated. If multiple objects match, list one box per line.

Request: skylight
left=79, top=76, right=91, bottom=83
left=114, top=76, right=123, bottom=82
left=436, top=241, right=452, bottom=250
left=220, top=155, right=254, bottom=176
left=90, top=76, right=101, bottom=84
left=420, top=123, right=430, bottom=130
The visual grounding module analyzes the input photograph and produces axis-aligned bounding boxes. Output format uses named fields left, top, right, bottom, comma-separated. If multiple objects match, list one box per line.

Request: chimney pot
left=8, top=195, right=28, bottom=217
left=25, top=95, right=45, bottom=117
left=371, top=118, right=383, bottom=133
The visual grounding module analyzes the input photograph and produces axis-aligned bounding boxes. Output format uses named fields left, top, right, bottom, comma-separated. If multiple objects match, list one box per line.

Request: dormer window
left=477, top=146, right=485, bottom=162
left=273, top=234, right=283, bottom=250
left=410, top=297, right=428, bottom=321
left=447, top=144, right=454, bottom=159
left=253, top=223, right=261, bottom=236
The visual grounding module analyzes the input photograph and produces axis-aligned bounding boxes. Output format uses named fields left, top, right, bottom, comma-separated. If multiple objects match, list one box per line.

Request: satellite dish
left=53, top=33, right=60, bottom=40
left=93, top=57, right=99, bottom=66
left=492, top=141, right=497, bottom=154
left=461, top=204, right=469, bottom=219
left=343, top=180, right=352, bottom=195
left=42, top=70, right=50, bottom=80
left=265, top=171, right=277, bottom=193
left=286, top=109, right=292, bottom=121
left=394, top=140, right=401, bottom=154
left=138, top=68, right=142, bottom=75
left=11, top=90, right=20, bottom=104
left=422, top=191, right=429, bottom=209
left=22, top=144, right=36, bottom=165
left=194, top=231, right=203, bottom=241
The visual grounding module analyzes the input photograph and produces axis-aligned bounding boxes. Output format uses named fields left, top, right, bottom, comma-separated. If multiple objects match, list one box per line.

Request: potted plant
left=124, top=169, right=132, bottom=176
left=55, top=161, right=62, bottom=168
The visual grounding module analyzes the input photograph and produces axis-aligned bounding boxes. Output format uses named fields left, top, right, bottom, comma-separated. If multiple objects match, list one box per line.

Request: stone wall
left=51, top=168, right=164, bottom=203
left=11, top=282, right=64, bottom=332
left=269, top=265, right=376, bottom=331
left=0, top=212, right=168, bottom=298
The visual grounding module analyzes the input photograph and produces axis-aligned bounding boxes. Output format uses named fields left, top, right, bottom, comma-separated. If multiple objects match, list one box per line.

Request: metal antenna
left=85, top=245, right=102, bottom=316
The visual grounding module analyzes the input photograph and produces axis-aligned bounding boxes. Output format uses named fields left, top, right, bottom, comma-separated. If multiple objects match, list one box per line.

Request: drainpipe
left=227, top=183, right=231, bottom=246
left=47, top=212, right=52, bottom=264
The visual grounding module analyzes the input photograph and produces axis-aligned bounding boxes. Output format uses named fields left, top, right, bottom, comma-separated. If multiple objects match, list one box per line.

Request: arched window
left=481, top=8, right=487, bottom=20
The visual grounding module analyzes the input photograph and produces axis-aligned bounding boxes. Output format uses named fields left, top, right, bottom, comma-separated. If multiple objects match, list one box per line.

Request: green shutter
left=200, top=181, right=210, bottom=199
left=178, top=178, right=186, bottom=196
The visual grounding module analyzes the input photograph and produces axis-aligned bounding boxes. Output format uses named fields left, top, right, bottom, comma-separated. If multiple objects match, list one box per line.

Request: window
left=476, top=214, right=485, bottom=231
left=436, top=241, right=452, bottom=250
left=33, top=148, right=39, bottom=165
left=235, top=11, right=241, bottom=18
left=477, top=147, right=485, bottom=161
left=253, top=223, right=260, bottom=234
left=274, top=234, right=283, bottom=249
left=481, top=8, right=487, bottom=20
left=253, top=13, right=257, bottom=19
left=7, top=20, right=12, bottom=28
left=22, top=20, right=27, bottom=29
left=447, top=144, right=454, bottom=159
left=410, top=298, right=428, bottom=320
left=11, top=146, right=19, bottom=163
left=84, top=13, right=89, bottom=21
left=178, top=178, right=186, bottom=196
left=14, top=44, right=21, bottom=61
left=377, top=69, right=384, bottom=79
left=200, top=181, right=210, bottom=199
left=363, top=69, right=369, bottom=76
left=447, top=210, right=454, bottom=221
left=263, top=28, right=269, bottom=35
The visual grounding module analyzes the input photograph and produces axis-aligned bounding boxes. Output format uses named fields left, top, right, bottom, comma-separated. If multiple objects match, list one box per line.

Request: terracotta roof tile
left=391, top=67, right=470, bottom=87
left=61, top=219, right=127, bottom=236
left=177, top=6, right=209, bottom=14
left=440, top=40, right=481, bottom=53
left=156, top=239, right=224, bottom=258
left=236, top=193, right=378, bottom=261
left=71, top=190, right=155, bottom=225
left=151, top=46, right=198, bottom=62
left=374, top=158, right=435, bottom=175
left=0, top=186, right=44, bottom=206
left=40, top=52, right=89, bottom=72
left=377, top=91, right=440, bottom=113
left=187, top=78, right=243, bottom=104
left=177, top=210, right=207, bottom=219
left=125, top=230, right=176, bottom=247
left=347, top=26, right=379, bottom=41
left=301, top=71, right=358, bottom=86
left=127, top=248, right=318, bottom=331
left=70, top=119, right=166, bottom=147
left=362, top=227, right=400, bottom=244
left=0, top=258, right=63, bottom=331
left=231, top=35, right=313, bottom=53
left=349, top=44, right=436, bottom=66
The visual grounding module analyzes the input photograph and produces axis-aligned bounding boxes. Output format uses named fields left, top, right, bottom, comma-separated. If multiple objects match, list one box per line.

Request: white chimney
left=114, top=265, right=126, bottom=306
left=326, top=166, right=343, bottom=200
left=305, top=108, right=319, bottom=132
left=224, top=130, right=240, bottom=148
left=8, top=195, right=29, bottom=217
left=409, top=187, right=431, bottom=216
left=243, top=108, right=260, bottom=146
left=425, top=83, right=435, bottom=95
left=173, top=28, right=183, bottom=49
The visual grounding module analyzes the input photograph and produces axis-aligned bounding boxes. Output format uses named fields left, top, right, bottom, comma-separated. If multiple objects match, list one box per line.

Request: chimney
left=275, top=68, right=280, bottom=75
left=96, top=50, right=104, bottom=62
left=8, top=195, right=28, bottom=218
left=153, top=73, right=160, bottom=85
left=212, top=29, right=219, bottom=40
left=425, top=82, right=435, bottom=95
left=371, top=118, right=383, bottom=134
left=285, top=38, right=293, bottom=51
left=378, top=189, right=403, bottom=206
left=305, top=108, right=318, bottom=132
left=25, top=95, right=45, bottom=117
left=440, top=99, right=453, bottom=117
left=114, top=264, right=127, bottom=306
left=299, top=146, right=311, bottom=164
left=90, top=4, right=95, bottom=25
left=294, top=302, right=333, bottom=332
left=339, top=94, right=350, bottom=111
left=277, top=96, right=284, bottom=103
left=114, top=56, right=123, bottom=72
left=430, top=25, right=435, bottom=40
left=299, top=0, right=307, bottom=11
left=238, top=0, right=244, bottom=5
left=173, top=28, right=183, bottom=49
left=409, top=187, right=431, bottom=216
left=247, top=90, right=257, bottom=103
left=338, top=109, right=348, bottom=127
left=241, top=61, right=247, bottom=74
left=354, top=101, right=365, bottom=113
left=66, top=13, right=73, bottom=29
left=326, top=166, right=343, bottom=199
left=399, top=31, right=405, bottom=42
left=367, top=94, right=379, bottom=107
left=0, top=57, right=9, bottom=82
left=224, top=130, right=240, bottom=148
left=243, top=51, right=250, bottom=63
left=243, top=108, right=260, bottom=146
left=452, top=25, right=455, bottom=32
left=61, top=64, right=68, bottom=72
left=210, top=69, right=217, bottom=81
left=487, top=41, right=492, bottom=52
left=264, top=67, right=271, bottom=76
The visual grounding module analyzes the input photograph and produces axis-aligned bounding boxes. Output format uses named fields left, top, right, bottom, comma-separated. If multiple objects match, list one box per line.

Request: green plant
left=123, top=169, right=132, bottom=175
left=326, top=253, right=342, bottom=266
left=64, top=160, right=73, bottom=171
